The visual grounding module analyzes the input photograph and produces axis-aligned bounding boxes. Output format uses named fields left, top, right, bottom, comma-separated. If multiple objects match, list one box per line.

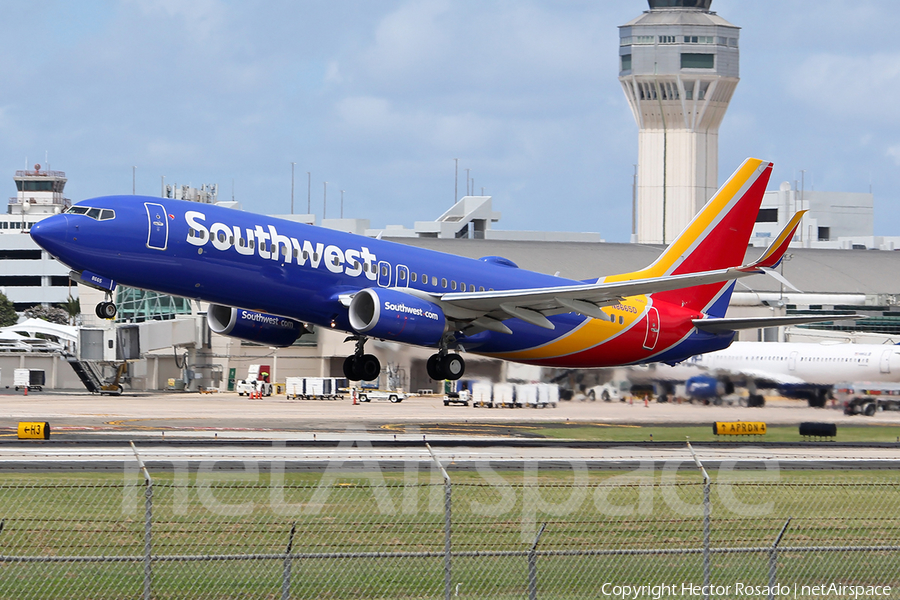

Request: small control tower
left=10, top=164, right=70, bottom=216
left=619, top=0, right=739, bottom=244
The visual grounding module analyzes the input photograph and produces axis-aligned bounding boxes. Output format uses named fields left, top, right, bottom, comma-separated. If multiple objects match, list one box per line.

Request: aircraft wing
left=429, top=212, right=807, bottom=333
left=437, top=267, right=760, bottom=316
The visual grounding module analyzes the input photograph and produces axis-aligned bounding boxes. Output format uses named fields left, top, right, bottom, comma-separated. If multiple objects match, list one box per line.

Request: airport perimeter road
left=1, top=389, right=899, bottom=436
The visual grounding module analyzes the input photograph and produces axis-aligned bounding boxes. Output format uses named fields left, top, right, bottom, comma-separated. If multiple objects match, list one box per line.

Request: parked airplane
left=30, top=158, right=844, bottom=382
left=627, top=341, right=899, bottom=407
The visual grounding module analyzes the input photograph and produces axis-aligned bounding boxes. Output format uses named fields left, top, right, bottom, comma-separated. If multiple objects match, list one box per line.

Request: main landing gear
left=343, top=337, right=381, bottom=382
left=95, top=294, right=117, bottom=320
left=426, top=350, right=465, bottom=381
left=342, top=337, right=467, bottom=382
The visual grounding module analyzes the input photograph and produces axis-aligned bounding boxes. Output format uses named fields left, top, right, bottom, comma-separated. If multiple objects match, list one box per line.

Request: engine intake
left=207, top=305, right=303, bottom=347
left=349, top=288, right=446, bottom=346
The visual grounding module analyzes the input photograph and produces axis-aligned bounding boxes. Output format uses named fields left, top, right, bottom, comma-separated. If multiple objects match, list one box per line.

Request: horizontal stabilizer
left=694, top=314, right=863, bottom=334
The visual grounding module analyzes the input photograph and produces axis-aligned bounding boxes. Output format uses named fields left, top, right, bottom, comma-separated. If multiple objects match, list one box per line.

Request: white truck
left=357, top=389, right=405, bottom=403
left=443, top=389, right=470, bottom=406
left=236, top=365, right=273, bottom=397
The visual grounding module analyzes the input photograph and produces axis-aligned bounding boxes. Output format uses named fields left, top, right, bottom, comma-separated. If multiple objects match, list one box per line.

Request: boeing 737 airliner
left=30, top=158, right=845, bottom=382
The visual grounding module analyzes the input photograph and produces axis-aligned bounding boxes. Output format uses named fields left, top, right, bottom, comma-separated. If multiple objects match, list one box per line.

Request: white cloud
left=351, top=0, right=607, bottom=106
left=127, top=0, right=226, bottom=41
left=886, top=145, right=900, bottom=166
left=333, top=95, right=502, bottom=153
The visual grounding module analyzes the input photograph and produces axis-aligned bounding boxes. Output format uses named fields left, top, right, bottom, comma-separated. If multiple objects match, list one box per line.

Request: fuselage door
left=395, top=264, right=410, bottom=288
left=642, top=307, right=660, bottom=350
left=880, top=349, right=892, bottom=373
left=377, top=260, right=392, bottom=288
left=144, top=203, right=169, bottom=251
left=789, top=351, right=798, bottom=371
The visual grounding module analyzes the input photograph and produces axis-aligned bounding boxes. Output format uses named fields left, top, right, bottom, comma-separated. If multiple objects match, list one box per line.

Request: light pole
left=340, top=190, right=344, bottom=218
left=465, top=168, right=470, bottom=196
left=132, top=166, right=136, bottom=194
left=454, top=158, right=458, bottom=205
left=291, top=162, right=296, bottom=214
left=799, top=169, right=806, bottom=243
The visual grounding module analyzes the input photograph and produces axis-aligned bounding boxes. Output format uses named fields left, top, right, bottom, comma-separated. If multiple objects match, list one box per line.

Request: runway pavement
left=0, top=389, right=898, bottom=470
left=2, top=389, right=898, bottom=438
left=1, top=438, right=898, bottom=469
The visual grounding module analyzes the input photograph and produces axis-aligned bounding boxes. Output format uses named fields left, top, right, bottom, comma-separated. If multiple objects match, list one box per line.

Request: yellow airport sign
left=713, top=421, right=766, bottom=435
left=18, top=422, right=50, bottom=440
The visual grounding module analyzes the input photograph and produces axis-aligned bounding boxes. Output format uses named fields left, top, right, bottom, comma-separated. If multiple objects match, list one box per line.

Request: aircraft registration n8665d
left=30, top=158, right=842, bottom=382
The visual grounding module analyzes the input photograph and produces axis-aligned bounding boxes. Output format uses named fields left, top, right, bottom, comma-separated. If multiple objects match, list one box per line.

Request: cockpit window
left=65, top=205, right=116, bottom=221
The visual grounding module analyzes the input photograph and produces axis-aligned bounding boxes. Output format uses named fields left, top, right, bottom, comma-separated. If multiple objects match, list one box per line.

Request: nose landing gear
left=95, top=294, right=117, bottom=320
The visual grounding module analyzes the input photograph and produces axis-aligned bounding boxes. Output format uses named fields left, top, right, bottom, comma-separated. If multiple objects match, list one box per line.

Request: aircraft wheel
left=439, top=353, right=465, bottom=380
left=602, top=390, right=611, bottom=402
left=96, top=301, right=117, bottom=319
left=358, top=354, right=381, bottom=381
left=343, top=356, right=358, bottom=380
left=587, top=390, right=596, bottom=402
left=426, top=355, right=442, bottom=380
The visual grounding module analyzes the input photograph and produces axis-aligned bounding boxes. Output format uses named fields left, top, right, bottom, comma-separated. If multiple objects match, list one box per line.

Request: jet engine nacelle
left=348, top=288, right=446, bottom=346
left=207, top=304, right=303, bottom=347
left=685, top=374, right=725, bottom=400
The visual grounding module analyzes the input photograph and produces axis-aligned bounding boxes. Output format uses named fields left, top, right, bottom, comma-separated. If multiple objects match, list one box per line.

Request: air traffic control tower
left=619, top=0, right=739, bottom=244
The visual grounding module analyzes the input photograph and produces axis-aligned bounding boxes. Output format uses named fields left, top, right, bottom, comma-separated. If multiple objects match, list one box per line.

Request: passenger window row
left=408, top=270, right=488, bottom=292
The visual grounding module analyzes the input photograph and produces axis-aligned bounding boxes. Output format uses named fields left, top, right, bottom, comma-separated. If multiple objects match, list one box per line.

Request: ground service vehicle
left=444, top=390, right=470, bottom=406
left=357, top=389, right=404, bottom=403
left=836, top=382, right=900, bottom=416
left=13, top=368, right=44, bottom=392
left=286, top=377, right=348, bottom=400
left=236, top=364, right=272, bottom=396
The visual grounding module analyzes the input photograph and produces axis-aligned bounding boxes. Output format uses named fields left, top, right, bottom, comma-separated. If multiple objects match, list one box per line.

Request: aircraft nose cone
left=30, top=214, right=69, bottom=255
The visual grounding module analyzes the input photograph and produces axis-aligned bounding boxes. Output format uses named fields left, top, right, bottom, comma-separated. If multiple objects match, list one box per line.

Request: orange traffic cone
left=352, top=389, right=358, bottom=405
left=24, top=386, right=28, bottom=397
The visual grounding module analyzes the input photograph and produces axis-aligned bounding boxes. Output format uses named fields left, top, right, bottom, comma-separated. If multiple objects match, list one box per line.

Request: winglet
left=741, top=210, right=806, bottom=271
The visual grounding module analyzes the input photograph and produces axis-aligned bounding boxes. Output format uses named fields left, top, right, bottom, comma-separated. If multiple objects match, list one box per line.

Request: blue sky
left=2, top=1, right=899, bottom=242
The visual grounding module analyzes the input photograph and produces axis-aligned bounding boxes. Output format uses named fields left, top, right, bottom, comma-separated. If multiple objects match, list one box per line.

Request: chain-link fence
left=0, top=453, right=898, bottom=598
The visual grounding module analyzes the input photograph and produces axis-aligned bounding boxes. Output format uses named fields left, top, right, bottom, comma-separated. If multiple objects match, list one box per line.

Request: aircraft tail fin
left=606, top=158, right=774, bottom=314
